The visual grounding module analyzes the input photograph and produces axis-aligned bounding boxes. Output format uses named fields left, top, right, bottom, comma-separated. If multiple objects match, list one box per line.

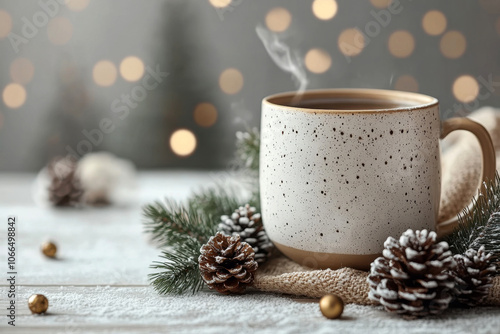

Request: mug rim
left=263, top=88, right=439, bottom=114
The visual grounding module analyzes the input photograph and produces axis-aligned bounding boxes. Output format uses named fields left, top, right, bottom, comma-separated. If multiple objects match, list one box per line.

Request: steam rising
left=256, top=24, right=308, bottom=103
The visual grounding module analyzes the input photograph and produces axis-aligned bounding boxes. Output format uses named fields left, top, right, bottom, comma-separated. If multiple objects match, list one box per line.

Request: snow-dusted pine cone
left=219, top=204, right=273, bottom=264
left=47, top=157, right=83, bottom=207
left=368, top=229, right=456, bottom=317
left=452, top=246, right=496, bottom=307
left=198, top=232, right=258, bottom=294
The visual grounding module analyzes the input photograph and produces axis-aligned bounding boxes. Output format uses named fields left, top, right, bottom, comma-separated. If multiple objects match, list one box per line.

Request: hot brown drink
left=291, top=97, right=417, bottom=110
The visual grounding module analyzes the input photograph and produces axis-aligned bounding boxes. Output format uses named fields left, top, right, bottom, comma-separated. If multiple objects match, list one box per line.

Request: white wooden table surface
left=1, top=171, right=499, bottom=334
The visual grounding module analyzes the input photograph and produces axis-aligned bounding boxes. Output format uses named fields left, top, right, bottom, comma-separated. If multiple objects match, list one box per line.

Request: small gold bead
left=28, top=294, right=49, bottom=314
left=320, top=294, right=344, bottom=319
left=41, top=241, right=57, bottom=258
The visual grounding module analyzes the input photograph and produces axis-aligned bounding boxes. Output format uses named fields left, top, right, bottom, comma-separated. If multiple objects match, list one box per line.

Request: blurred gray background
left=1, top=0, right=500, bottom=171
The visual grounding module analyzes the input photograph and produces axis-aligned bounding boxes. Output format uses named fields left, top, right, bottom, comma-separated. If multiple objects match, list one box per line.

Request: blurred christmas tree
left=37, top=57, right=96, bottom=166
left=110, top=0, right=230, bottom=168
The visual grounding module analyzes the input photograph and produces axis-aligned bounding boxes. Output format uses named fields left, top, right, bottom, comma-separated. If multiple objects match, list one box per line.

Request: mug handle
left=436, top=118, right=496, bottom=237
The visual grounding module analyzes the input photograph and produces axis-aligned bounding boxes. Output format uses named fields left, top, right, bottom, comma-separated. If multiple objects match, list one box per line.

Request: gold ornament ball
left=28, top=294, right=49, bottom=314
left=41, top=241, right=57, bottom=258
left=320, top=294, right=344, bottom=319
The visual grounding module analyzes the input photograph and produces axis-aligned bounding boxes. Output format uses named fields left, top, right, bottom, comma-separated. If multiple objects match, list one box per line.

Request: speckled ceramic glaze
left=260, top=89, right=444, bottom=270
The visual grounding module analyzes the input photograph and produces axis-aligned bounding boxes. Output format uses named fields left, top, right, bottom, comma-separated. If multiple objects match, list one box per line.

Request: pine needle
left=149, top=238, right=204, bottom=295
left=470, top=212, right=500, bottom=270
left=234, top=127, right=260, bottom=172
left=143, top=199, right=217, bottom=247
left=445, top=172, right=500, bottom=273
left=188, top=183, right=259, bottom=220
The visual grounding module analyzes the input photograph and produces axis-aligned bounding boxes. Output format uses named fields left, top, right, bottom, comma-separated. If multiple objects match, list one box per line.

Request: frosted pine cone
left=219, top=204, right=273, bottom=264
left=198, top=232, right=258, bottom=294
left=368, top=229, right=456, bottom=317
left=47, top=157, right=83, bottom=207
left=452, top=246, right=496, bottom=307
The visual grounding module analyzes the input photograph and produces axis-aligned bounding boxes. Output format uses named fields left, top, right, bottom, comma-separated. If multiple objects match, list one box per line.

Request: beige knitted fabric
left=254, top=255, right=500, bottom=306
left=254, top=107, right=500, bottom=306
left=254, top=256, right=376, bottom=304
left=439, top=107, right=500, bottom=222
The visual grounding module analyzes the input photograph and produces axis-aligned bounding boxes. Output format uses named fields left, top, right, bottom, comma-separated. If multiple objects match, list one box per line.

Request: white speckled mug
left=260, top=89, right=496, bottom=270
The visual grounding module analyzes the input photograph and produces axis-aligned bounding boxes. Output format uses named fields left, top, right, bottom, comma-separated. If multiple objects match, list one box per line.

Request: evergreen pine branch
left=188, top=182, right=260, bottom=219
left=143, top=199, right=217, bottom=247
left=234, top=127, right=260, bottom=173
left=249, top=187, right=261, bottom=213
left=233, top=127, right=261, bottom=211
left=470, top=212, right=500, bottom=271
left=145, top=183, right=262, bottom=295
left=149, top=237, right=204, bottom=294
left=445, top=172, right=500, bottom=268
left=145, top=126, right=263, bottom=295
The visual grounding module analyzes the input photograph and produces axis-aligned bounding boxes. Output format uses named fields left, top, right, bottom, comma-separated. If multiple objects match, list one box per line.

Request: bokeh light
left=47, top=17, right=73, bottom=45
left=305, top=48, right=332, bottom=73
left=388, top=30, right=415, bottom=58
left=370, top=0, right=392, bottom=8
left=65, top=0, right=90, bottom=11
left=170, top=129, right=197, bottom=157
left=3, top=83, right=27, bottom=109
left=312, top=0, right=338, bottom=21
left=10, top=58, right=35, bottom=85
left=0, top=10, right=12, bottom=39
left=440, top=31, right=466, bottom=59
left=219, top=68, right=244, bottom=95
left=194, top=102, right=218, bottom=127
left=209, top=0, right=231, bottom=8
left=93, top=60, right=117, bottom=87
left=338, top=28, right=365, bottom=57
left=422, top=10, right=447, bottom=36
left=394, top=75, right=419, bottom=92
left=265, top=7, right=292, bottom=32
left=453, top=75, right=479, bottom=103
left=120, top=56, right=145, bottom=82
